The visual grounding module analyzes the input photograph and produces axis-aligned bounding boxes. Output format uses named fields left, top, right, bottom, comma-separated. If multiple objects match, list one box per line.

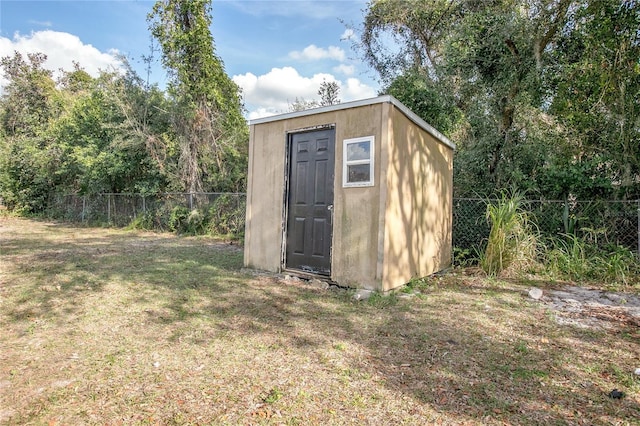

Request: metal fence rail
left=46, top=194, right=640, bottom=254
left=47, top=192, right=246, bottom=231
left=453, top=198, right=640, bottom=255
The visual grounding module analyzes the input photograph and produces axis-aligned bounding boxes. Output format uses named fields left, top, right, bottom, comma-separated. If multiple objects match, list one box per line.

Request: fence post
left=82, top=196, right=86, bottom=222
left=142, top=195, right=146, bottom=214
left=107, top=194, right=111, bottom=224
left=637, top=199, right=639, bottom=258
left=189, top=193, right=193, bottom=210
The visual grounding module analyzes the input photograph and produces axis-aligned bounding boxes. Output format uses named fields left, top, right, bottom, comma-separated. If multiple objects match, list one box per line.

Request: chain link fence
left=44, top=194, right=640, bottom=255
left=46, top=192, right=246, bottom=235
left=453, top=198, right=640, bottom=256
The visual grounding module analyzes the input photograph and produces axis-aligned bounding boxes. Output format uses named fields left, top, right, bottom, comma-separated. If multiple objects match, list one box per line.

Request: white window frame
left=342, top=136, right=375, bottom=187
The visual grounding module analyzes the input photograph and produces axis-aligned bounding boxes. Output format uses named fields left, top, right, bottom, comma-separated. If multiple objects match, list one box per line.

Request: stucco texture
left=244, top=97, right=453, bottom=292
left=380, top=105, right=453, bottom=291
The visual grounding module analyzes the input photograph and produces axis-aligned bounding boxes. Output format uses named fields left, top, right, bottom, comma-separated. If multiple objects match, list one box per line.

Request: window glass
left=343, top=136, right=374, bottom=187
left=347, top=164, right=371, bottom=183
left=346, top=142, right=370, bottom=162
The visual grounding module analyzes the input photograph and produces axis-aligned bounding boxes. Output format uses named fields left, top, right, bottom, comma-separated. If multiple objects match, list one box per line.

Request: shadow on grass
left=2, top=219, right=639, bottom=424
left=194, top=281, right=640, bottom=424
left=1, top=222, right=242, bottom=324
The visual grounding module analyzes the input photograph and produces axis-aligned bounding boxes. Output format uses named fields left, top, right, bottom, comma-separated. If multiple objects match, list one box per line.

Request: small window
left=343, top=136, right=374, bottom=187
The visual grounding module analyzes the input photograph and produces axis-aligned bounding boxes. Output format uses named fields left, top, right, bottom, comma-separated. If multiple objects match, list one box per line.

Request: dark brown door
left=285, top=128, right=335, bottom=275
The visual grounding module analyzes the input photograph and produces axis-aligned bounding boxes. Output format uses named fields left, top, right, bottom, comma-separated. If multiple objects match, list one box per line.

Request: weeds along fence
left=45, top=194, right=640, bottom=253
left=453, top=198, right=640, bottom=257
left=46, top=193, right=246, bottom=235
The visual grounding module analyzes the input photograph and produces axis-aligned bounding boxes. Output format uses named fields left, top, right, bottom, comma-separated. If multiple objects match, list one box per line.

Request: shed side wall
left=382, top=105, right=453, bottom=291
left=244, top=122, right=287, bottom=272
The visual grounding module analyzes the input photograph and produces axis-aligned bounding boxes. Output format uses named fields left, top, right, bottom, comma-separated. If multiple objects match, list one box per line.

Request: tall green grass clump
left=480, top=193, right=538, bottom=276
left=544, top=233, right=590, bottom=280
left=544, top=230, right=640, bottom=289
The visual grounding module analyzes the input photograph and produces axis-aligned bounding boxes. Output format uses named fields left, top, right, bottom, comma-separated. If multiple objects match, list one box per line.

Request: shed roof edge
left=248, top=95, right=456, bottom=150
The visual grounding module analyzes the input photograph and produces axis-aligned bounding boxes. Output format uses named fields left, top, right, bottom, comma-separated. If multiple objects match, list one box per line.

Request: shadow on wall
left=384, top=116, right=452, bottom=288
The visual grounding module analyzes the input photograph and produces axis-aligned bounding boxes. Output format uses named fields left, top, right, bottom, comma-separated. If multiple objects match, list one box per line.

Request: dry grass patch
left=1, top=217, right=639, bottom=425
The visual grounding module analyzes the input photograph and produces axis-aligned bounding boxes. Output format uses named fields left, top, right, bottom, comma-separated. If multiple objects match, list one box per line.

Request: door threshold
left=283, top=268, right=332, bottom=282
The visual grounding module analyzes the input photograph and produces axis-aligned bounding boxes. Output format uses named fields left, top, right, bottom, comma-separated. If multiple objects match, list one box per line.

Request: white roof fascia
left=386, top=96, right=456, bottom=150
left=248, top=95, right=456, bottom=150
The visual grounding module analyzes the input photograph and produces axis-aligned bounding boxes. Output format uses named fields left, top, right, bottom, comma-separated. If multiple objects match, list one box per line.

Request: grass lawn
left=1, top=216, right=639, bottom=425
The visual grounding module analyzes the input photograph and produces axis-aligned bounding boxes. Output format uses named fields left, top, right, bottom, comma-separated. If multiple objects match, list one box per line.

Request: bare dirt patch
left=1, top=217, right=639, bottom=425
left=543, top=286, right=640, bottom=330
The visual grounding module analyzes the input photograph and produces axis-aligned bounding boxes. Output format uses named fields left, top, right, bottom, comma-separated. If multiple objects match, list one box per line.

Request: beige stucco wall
left=244, top=104, right=386, bottom=289
left=244, top=122, right=287, bottom=272
left=381, top=105, right=453, bottom=291
left=331, top=104, right=385, bottom=289
left=244, top=98, right=453, bottom=292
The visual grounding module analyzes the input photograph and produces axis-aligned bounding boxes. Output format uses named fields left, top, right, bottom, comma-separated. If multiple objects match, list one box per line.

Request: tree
left=148, top=0, right=248, bottom=193
left=318, top=79, right=340, bottom=106
left=549, top=0, right=640, bottom=199
left=0, top=51, right=60, bottom=211
left=288, top=97, right=319, bottom=112
left=52, top=72, right=167, bottom=195
left=358, top=0, right=573, bottom=194
left=0, top=51, right=58, bottom=137
left=384, top=69, right=462, bottom=136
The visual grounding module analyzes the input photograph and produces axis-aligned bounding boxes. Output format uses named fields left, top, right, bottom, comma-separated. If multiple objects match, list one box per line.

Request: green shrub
left=187, top=208, right=206, bottom=234
left=543, top=234, right=640, bottom=288
left=544, top=234, right=591, bottom=279
left=127, top=212, right=155, bottom=230
left=168, top=205, right=190, bottom=233
left=168, top=206, right=209, bottom=235
left=206, top=194, right=245, bottom=237
left=452, top=247, right=479, bottom=267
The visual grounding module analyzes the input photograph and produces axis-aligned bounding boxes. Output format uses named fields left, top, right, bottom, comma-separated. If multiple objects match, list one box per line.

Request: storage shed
left=244, top=95, right=455, bottom=292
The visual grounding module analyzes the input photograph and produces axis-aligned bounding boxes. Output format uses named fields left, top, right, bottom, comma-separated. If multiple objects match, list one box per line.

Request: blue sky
left=0, top=0, right=380, bottom=119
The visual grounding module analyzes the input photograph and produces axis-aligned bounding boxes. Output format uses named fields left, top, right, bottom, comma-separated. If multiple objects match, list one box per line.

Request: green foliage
left=384, top=70, right=463, bottom=137
left=168, top=205, right=190, bottom=233
left=480, top=193, right=538, bottom=276
left=148, top=0, right=248, bottom=193
left=0, top=136, right=53, bottom=213
left=549, top=0, right=640, bottom=199
left=165, top=198, right=244, bottom=237
left=452, top=247, right=478, bottom=267
left=538, top=157, right=614, bottom=201
left=544, top=234, right=640, bottom=288
left=206, top=194, right=245, bottom=237
left=358, top=0, right=639, bottom=200
left=1, top=3, right=247, bottom=215
left=0, top=52, right=58, bottom=137
left=544, top=233, right=590, bottom=279
left=0, top=52, right=176, bottom=212
left=118, top=193, right=246, bottom=237
left=262, top=387, right=283, bottom=404
left=126, top=212, right=155, bottom=231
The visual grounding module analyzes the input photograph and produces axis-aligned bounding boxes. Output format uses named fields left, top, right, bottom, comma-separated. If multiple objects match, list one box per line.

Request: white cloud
left=0, top=30, right=123, bottom=87
left=343, top=77, right=378, bottom=100
left=333, top=64, right=355, bottom=76
left=233, top=66, right=377, bottom=119
left=340, top=28, right=355, bottom=40
left=289, top=44, right=345, bottom=62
